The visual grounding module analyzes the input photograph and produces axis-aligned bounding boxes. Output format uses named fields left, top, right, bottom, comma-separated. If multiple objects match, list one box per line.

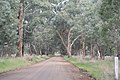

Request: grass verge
left=0, top=55, right=49, bottom=73
left=64, top=56, right=120, bottom=80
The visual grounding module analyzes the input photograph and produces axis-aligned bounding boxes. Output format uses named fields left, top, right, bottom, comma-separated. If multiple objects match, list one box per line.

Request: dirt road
left=0, top=57, right=92, bottom=80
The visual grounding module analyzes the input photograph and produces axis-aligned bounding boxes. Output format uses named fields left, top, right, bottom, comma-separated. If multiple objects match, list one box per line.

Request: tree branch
left=70, top=34, right=81, bottom=48
left=67, top=27, right=73, bottom=49
left=56, top=30, right=67, bottom=48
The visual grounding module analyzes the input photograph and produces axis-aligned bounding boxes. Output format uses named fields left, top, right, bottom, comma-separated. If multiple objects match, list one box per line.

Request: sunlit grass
left=64, top=56, right=120, bottom=80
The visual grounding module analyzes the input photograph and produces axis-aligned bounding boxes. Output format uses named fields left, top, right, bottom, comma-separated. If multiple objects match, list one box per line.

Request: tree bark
left=57, top=31, right=71, bottom=57
left=18, top=1, right=24, bottom=57
left=67, top=28, right=72, bottom=57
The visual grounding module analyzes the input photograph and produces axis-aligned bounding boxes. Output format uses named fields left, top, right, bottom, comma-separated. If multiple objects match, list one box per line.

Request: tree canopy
left=0, top=0, right=120, bottom=59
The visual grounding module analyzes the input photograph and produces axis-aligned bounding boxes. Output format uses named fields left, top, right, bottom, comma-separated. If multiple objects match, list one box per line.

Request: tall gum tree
left=17, top=0, right=24, bottom=57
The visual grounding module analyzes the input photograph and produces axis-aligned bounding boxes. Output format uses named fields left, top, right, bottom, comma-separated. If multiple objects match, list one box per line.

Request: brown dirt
left=0, top=57, right=93, bottom=80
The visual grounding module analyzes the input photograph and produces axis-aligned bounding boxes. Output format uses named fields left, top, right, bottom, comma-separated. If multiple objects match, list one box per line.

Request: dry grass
left=0, top=55, right=49, bottom=73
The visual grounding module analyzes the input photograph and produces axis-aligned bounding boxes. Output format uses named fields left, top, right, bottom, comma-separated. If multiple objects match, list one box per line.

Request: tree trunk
left=40, top=49, right=42, bottom=56
left=67, top=46, right=72, bottom=57
left=18, top=0, right=24, bottom=57
left=82, top=32, right=85, bottom=59
left=67, top=29, right=72, bottom=57
left=99, top=46, right=105, bottom=60
left=28, top=43, right=32, bottom=55
left=57, top=29, right=81, bottom=58
left=22, top=44, right=24, bottom=56
left=117, top=41, right=120, bottom=59
left=90, top=43, right=93, bottom=59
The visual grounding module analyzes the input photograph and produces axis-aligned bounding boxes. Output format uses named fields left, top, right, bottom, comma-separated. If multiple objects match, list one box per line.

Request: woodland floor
left=0, top=57, right=92, bottom=80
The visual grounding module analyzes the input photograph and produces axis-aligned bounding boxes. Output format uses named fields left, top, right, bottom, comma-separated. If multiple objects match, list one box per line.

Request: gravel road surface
left=0, top=57, right=92, bottom=80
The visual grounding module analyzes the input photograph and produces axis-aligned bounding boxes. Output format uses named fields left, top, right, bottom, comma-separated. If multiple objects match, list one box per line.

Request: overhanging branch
left=56, top=30, right=67, bottom=48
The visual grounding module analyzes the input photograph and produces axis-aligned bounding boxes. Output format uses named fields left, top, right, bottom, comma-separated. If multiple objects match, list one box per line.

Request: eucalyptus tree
left=0, top=0, right=19, bottom=57
left=62, top=0, right=103, bottom=58
left=22, top=0, right=56, bottom=55
left=50, top=0, right=83, bottom=57
left=47, top=0, right=103, bottom=58
left=1, top=0, right=115, bottom=58
left=17, top=0, right=24, bottom=57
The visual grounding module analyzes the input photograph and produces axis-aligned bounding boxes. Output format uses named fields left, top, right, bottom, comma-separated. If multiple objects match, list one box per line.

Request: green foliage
left=99, top=0, right=120, bottom=55
left=100, top=0, right=120, bottom=21
left=0, top=0, right=120, bottom=56
left=0, top=0, right=18, bottom=52
left=0, top=58, right=30, bottom=73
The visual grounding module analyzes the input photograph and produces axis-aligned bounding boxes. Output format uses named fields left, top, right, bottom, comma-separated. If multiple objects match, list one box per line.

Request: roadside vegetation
left=64, top=56, right=120, bottom=80
left=0, top=55, right=49, bottom=73
left=0, top=0, right=120, bottom=79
